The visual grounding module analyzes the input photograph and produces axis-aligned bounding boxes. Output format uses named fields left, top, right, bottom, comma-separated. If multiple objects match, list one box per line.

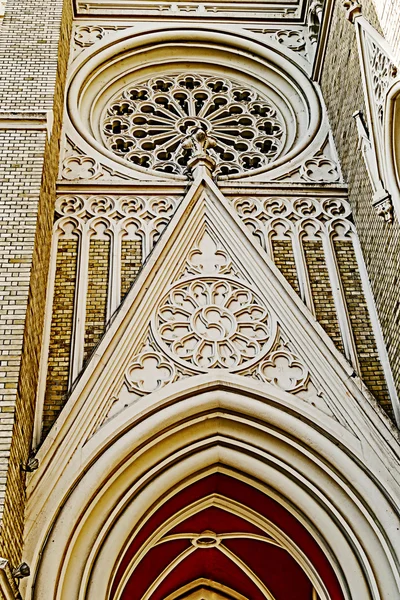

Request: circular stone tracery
left=102, top=73, right=285, bottom=177
left=155, top=278, right=275, bottom=371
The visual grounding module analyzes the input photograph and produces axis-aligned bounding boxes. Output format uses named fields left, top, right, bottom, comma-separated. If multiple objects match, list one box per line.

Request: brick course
left=121, top=238, right=142, bottom=300
left=84, top=238, right=110, bottom=364
left=303, top=239, right=344, bottom=352
left=334, top=239, right=391, bottom=412
left=271, top=239, right=300, bottom=294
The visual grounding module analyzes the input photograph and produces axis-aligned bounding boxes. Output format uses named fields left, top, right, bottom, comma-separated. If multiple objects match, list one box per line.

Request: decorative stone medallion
left=102, top=73, right=285, bottom=177
left=154, top=278, right=276, bottom=371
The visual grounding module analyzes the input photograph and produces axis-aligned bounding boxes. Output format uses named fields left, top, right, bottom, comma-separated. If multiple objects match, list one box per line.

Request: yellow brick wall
left=84, top=239, right=110, bottom=365
left=0, top=0, right=73, bottom=582
left=271, top=239, right=300, bottom=294
left=121, top=238, right=142, bottom=300
left=303, top=239, right=344, bottom=352
left=334, top=239, right=391, bottom=412
left=321, top=0, right=398, bottom=418
left=43, top=238, right=78, bottom=439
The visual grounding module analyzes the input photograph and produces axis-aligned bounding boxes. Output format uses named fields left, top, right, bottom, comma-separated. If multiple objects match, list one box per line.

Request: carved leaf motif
left=187, top=232, right=231, bottom=275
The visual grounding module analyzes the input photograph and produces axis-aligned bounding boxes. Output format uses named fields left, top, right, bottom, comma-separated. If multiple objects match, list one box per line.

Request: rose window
left=102, top=74, right=285, bottom=177
left=155, top=278, right=275, bottom=371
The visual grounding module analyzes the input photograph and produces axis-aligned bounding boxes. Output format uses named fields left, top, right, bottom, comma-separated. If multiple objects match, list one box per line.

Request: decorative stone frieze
left=55, top=193, right=180, bottom=259
left=74, top=0, right=302, bottom=20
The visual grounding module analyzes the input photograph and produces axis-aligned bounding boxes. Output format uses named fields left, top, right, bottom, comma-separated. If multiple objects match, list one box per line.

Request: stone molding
left=61, top=24, right=340, bottom=184
left=73, top=0, right=302, bottom=20
left=0, top=110, right=53, bottom=139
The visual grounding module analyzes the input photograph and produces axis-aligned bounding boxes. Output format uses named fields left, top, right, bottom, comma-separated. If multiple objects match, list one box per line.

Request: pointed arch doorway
left=110, top=473, right=344, bottom=600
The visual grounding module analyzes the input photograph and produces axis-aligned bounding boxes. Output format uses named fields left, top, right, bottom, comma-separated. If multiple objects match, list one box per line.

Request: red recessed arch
left=111, top=474, right=345, bottom=600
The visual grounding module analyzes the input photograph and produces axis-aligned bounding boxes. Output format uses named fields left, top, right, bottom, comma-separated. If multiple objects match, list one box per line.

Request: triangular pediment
left=38, top=173, right=386, bottom=462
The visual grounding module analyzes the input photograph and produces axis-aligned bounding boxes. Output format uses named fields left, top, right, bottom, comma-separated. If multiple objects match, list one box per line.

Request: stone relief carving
left=231, top=193, right=357, bottom=360
left=232, top=195, right=351, bottom=235
left=257, top=346, right=309, bottom=392
left=181, top=231, right=241, bottom=279
left=307, top=0, right=323, bottom=44
left=300, top=155, right=340, bottom=183
left=61, top=155, right=101, bottom=181
left=60, top=139, right=131, bottom=182
left=353, top=110, right=393, bottom=223
left=55, top=194, right=180, bottom=259
left=76, top=1, right=301, bottom=20
left=102, top=73, right=285, bottom=177
left=74, top=25, right=106, bottom=47
left=347, top=12, right=399, bottom=221
left=367, top=38, right=398, bottom=125
left=276, top=29, right=306, bottom=52
left=90, top=224, right=336, bottom=424
left=244, top=27, right=310, bottom=62
left=125, top=341, right=177, bottom=394
left=72, top=25, right=129, bottom=59
left=155, top=278, right=275, bottom=371
left=343, top=0, right=362, bottom=22
left=53, top=193, right=355, bottom=421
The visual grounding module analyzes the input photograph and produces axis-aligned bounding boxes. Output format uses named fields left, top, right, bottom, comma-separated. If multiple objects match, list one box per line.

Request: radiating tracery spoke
left=102, top=74, right=285, bottom=177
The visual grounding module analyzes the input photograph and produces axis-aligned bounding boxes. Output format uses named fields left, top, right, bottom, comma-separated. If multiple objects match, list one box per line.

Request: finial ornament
left=181, top=125, right=218, bottom=177
left=343, top=0, right=362, bottom=22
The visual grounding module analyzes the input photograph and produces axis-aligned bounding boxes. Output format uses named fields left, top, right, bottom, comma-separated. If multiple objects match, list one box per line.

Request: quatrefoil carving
left=125, top=347, right=176, bottom=393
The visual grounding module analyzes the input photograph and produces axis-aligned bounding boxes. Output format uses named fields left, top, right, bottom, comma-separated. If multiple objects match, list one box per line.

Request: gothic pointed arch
left=25, top=376, right=400, bottom=600
left=24, top=176, right=400, bottom=600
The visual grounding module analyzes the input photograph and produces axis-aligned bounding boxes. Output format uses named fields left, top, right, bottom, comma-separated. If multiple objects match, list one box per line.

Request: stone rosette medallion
left=153, top=277, right=277, bottom=372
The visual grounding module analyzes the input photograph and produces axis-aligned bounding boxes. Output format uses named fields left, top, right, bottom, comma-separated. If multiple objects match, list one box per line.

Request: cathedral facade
left=0, top=0, right=400, bottom=598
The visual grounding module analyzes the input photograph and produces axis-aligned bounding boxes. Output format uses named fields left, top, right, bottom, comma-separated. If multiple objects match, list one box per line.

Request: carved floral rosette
left=152, top=276, right=278, bottom=373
